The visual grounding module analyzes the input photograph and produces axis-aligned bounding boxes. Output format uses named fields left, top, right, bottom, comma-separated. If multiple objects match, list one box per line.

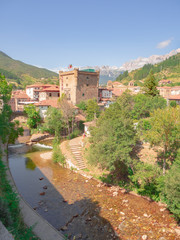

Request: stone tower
left=59, top=68, right=99, bottom=105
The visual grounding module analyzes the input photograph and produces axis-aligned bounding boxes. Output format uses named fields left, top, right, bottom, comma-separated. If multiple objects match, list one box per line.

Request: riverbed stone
left=142, top=235, right=148, bottom=240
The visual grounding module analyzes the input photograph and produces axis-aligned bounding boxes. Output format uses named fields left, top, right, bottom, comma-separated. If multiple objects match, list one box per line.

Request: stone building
left=59, top=68, right=99, bottom=105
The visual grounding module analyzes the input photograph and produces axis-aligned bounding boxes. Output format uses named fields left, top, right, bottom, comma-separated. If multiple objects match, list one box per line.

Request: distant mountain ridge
left=119, top=48, right=180, bottom=72
left=55, top=48, right=180, bottom=84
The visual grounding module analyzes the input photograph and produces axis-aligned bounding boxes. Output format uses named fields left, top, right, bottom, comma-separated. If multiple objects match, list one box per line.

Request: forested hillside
left=116, top=53, right=180, bottom=86
left=0, top=51, right=58, bottom=89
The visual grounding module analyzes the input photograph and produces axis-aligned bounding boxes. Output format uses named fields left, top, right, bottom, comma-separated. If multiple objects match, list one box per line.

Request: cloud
left=157, top=39, right=172, bottom=49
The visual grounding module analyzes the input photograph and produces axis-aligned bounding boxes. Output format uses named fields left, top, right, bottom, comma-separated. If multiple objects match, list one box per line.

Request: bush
left=52, top=143, right=66, bottom=166
left=67, top=128, right=81, bottom=140
left=130, top=162, right=162, bottom=201
left=0, top=156, right=38, bottom=239
left=0, top=197, right=13, bottom=227
left=162, top=151, right=180, bottom=221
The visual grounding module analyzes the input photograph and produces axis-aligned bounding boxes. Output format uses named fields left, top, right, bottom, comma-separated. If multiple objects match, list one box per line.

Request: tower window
left=82, top=93, right=85, bottom=96
left=86, top=84, right=89, bottom=86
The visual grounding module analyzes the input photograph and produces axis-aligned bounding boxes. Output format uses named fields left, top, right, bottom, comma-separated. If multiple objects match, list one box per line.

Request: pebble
left=121, top=189, right=127, bottom=194
left=61, top=226, right=68, bottom=231
left=39, top=192, right=45, bottom=196
left=122, top=199, right=129, bottom=203
left=174, top=228, right=180, bottom=235
left=160, top=208, right=166, bottom=212
left=120, top=211, right=125, bottom=215
left=142, top=235, right=148, bottom=240
left=113, top=191, right=118, bottom=197
left=143, top=213, right=151, bottom=218
left=44, top=208, right=48, bottom=212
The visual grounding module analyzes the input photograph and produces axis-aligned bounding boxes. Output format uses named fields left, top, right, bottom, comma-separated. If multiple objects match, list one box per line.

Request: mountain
left=119, top=48, right=180, bottom=72
left=56, top=49, right=180, bottom=85
left=116, top=52, right=180, bottom=85
left=95, top=48, right=180, bottom=84
left=0, top=51, right=58, bottom=88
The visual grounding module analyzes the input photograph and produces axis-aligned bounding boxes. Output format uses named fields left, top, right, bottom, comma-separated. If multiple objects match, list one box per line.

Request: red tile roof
left=34, top=99, right=59, bottom=108
left=26, top=84, right=56, bottom=88
left=38, top=86, right=59, bottom=92
left=167, top=95, right=180, bottom=100
left=112, top=89, right=123, bottom=97
left=75, top=114, right=86, bottom=121
left=12, top=91, right=30, bottom=99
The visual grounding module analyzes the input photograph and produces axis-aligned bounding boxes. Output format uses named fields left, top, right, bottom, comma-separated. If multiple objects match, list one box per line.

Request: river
left=8, top=143, right=179, bottom=240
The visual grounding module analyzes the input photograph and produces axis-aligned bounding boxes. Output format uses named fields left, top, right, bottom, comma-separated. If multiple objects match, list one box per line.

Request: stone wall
left=59, top=69, right=99, bottom=105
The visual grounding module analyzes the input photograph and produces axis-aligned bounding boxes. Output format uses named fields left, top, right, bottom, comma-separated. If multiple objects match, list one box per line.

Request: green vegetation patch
left=0, top=152, right=38, bottom=239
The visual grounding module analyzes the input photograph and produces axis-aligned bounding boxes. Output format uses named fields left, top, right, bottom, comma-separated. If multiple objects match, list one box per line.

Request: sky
left=0, top=0, right=180, bottom=71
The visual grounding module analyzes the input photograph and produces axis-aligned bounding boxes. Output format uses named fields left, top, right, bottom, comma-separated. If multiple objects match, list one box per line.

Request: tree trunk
left=163, top=145, right=167, bottom=175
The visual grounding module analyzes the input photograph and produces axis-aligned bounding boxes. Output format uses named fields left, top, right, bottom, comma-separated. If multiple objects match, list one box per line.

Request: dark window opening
left=49, top=93, right=52, bottom=97
left=82, top=93, right=85, bottom=96
left=58, top=93, right=60, bottom=97
left=86, top=84, right=89, bottom=86
left=66, top=83, right=68, bottom=87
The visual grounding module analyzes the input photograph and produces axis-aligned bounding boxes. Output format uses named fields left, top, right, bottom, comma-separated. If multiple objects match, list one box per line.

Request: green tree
left=58, top=94, right=75, bottom=137
left=143, top=70, right=159, bottom=96
left=145, top=106, right=180, bottom=174
left=0, top=73, right=12, bottom=103
left=86, top=98, right=100, bottom=122
left=87, top=97, right=136, bottom=173
left=0, top=74, right=23, bottom=143
left=130, top=162, right=162, bottom=201
left=42, top=107, right=63, bottom=139
left=163, top=150, right=180, bottom=220
left=76, top=101, right=87, bottom=111
left=131, top=94, right=166, bottom=120
left=24, top=105, right=41, bottom=129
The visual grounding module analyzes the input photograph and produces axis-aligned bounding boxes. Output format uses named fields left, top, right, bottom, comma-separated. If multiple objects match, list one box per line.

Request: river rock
left=39, top=192, right=45, bottom=195
left=175, top=228, right=180, bottom=235
left=61, top=226, right=68, bottom=231
left=121, top=189, right=127, bottom=194
left=142, top=235, right=148, bottom=240
left=160, top=208, right=166, bottom=212
left=113, top=191, right=118, bottom=197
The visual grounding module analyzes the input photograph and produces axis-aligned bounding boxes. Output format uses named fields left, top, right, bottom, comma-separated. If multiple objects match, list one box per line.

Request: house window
left=66, top=83, right=68, bottom=87
left=49, top=93, right=52, bottom=97
left=86, top=77, right=89, bottom=80
left=82, top=93, right=85, bottom=96
left=66, top=77, right=68, bottom=79
left=58, top=93, right=60, bottom=97
left=86, top=84, right=89, bottom=87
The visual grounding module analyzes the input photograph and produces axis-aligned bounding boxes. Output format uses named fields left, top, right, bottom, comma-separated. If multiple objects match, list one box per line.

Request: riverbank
left=58, top=136, right=180, bottom=239
left=0, top=141, right=64, bottom=240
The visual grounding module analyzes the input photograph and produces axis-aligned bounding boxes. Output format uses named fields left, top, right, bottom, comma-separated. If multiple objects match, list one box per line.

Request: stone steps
left=69, top=140, right=86, bottom=170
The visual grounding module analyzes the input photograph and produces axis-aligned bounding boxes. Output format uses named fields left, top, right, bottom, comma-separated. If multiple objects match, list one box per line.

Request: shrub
left=52, top=143, right=66, bottom=166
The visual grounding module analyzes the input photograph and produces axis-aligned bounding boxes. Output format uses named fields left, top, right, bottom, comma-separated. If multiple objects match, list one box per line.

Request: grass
left=0, top=150, right=38, bottom=240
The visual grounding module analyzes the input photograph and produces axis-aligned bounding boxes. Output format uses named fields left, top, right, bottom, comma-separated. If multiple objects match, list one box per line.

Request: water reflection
left=8, top=145, right=120, bottom=240
left=25, top=157, right=36, bottom=171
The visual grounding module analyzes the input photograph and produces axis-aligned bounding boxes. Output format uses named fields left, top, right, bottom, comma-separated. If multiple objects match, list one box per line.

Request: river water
left=8, top=144, right=179, bottom=240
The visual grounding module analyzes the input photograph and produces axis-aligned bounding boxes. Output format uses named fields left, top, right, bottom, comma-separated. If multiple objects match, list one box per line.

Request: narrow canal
left=8, top=144, right=179, bottom=240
